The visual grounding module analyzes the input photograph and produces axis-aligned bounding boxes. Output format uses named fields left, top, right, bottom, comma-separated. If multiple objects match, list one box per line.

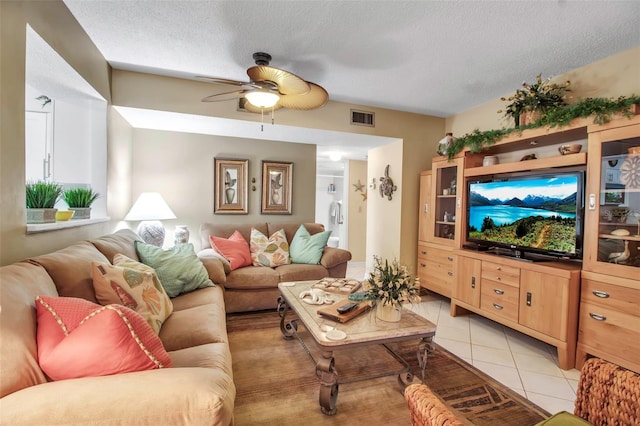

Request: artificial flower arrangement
left=364, top=255, right=421, bottom=309
left=498, top=73, right=571, bottom=126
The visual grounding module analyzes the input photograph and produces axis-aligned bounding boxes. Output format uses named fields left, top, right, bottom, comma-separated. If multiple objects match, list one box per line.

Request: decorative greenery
left=446, top=95, right=640, bottom=160
left=63, top=187, right=100, bottom=208
left=363, top=256, right=421, bottom=309
left=26, top=180, right=63, bottom=209
left=498, top=74, right=571, bottom=125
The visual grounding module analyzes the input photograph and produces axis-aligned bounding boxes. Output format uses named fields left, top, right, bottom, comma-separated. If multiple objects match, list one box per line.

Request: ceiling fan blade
left=278, top=82, right=329, bottom=110
left=201, top=89, right=247, bottom=102
left=196, top=76, right=261, bottom=89
left=247, top=66, right=310, bottom=95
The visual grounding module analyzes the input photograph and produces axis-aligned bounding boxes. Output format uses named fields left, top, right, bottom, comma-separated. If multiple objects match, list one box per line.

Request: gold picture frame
left=214, top=158, right=248, bottom=214
left=261, top=161, right=293, bottom=214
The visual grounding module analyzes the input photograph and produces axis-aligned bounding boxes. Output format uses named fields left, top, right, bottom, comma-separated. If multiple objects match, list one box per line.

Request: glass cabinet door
left=431, top=158, right=462, bottom=246
left=584, top=122, right=640, bottom=279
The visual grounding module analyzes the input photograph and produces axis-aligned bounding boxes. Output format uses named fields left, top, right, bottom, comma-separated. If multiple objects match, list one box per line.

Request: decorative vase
left=225, top=188, right=236, bottom=204
left=519, top=109, right=542, bottom=126
left=174, top=225, right=190, bottom=245
left=376, top=302, right=402, bottom=322
left=26, top=208, right=57, bottom=224
left=69, top=207, right=91, bottom=220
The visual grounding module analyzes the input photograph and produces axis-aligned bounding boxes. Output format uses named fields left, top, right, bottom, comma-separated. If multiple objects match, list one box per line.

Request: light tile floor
left=346, top=261, right=578, bottom=415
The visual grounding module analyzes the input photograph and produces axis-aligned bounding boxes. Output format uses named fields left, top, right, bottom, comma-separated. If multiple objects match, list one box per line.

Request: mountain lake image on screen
left=467, top=173, right=583, bottom=258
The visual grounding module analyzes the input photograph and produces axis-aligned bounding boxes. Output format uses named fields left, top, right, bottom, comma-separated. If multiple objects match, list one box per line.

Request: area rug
left=227, top=310, right=549, bottom=425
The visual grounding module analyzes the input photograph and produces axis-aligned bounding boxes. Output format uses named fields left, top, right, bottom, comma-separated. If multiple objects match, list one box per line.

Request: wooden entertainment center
left=417, top=111, right=640, bottom=372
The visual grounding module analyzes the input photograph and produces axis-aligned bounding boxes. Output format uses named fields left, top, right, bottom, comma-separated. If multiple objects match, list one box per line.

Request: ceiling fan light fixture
left=245, top=90, right=280, bottom=108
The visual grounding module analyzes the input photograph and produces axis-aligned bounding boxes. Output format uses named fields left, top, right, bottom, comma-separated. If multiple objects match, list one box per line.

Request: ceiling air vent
left=351, top=109, right=375, bottom=127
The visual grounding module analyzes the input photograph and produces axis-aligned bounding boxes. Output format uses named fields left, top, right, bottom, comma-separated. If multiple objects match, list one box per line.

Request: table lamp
left=124, top=192, right=176, bottom=247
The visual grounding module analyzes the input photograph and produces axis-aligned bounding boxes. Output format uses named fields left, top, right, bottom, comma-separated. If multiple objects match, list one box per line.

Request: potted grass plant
left=63, top=187, right=100, bottom=220
left=26, top=180, right=63, bottom=223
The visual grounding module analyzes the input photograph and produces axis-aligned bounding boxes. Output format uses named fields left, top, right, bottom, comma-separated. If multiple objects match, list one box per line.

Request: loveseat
left=0, top=229, right=235, bottom=425
left=198, top=222, right=352, bottom=313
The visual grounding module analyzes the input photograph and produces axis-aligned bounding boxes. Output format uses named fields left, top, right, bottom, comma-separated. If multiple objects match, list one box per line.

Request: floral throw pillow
left=91, top=254, right=173, bottom=334
left=249, top=227, right=291, bottom=267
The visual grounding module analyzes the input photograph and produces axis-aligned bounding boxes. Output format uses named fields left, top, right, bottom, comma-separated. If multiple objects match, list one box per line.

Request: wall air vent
left=237, top=97, right=248, bottom=112
left=350, top=109, right=375, bottom=127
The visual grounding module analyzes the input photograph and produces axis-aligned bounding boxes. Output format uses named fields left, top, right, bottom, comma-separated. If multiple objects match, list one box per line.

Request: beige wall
left=366, top=140, right=403, bottom=271
left=0, top=1, right=114, bottom=266
left=446, top=47, right=640, bottom=135
left=130, top=128, right=317, bottom=250
left=347, top=160, right=367, bottom=261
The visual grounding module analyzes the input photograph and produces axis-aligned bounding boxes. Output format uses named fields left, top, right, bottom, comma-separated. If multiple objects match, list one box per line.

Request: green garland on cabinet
left=446, top=95, right=640, bottom=160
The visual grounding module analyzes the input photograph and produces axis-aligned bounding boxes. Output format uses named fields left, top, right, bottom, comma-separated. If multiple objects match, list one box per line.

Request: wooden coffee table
left=277, top=280, right=437, bottom=415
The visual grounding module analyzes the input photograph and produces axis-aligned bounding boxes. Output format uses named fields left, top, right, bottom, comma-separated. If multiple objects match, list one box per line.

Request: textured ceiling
left=63, top=0, right=640, bottom=117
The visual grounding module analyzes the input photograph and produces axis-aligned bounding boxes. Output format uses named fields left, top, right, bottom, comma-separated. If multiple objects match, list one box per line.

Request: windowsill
left=26, top=217, right=110, bottom=234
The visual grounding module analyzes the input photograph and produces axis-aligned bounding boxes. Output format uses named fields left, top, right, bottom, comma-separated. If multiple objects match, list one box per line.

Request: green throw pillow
left=289, top=225, right=331, bottom=264
left=135, top=241, right=214, bottom=298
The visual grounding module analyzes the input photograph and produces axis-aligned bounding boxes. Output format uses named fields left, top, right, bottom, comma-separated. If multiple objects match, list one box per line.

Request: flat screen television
left=466, top=171, right=585, bottom=260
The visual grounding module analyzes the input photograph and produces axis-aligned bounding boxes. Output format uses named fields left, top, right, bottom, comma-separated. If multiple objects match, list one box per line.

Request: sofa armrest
left=0, top=368, right=235, bottom=426
left=320, top=246, right=352, bottom=270
left=197, top=249, right=229, bottom=284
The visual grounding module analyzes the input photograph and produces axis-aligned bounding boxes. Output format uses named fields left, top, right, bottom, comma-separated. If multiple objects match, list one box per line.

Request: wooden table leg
left=316, top=351, right=338, bottom=415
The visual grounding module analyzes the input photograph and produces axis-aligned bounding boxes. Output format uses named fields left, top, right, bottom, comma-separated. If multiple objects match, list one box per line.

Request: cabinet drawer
left=481, top=283, right=519, bottom=322
left=578, top=302, right=640, bottom=363
left=481, top=261, right=520, bottom=287
left=581, top=279, right=640, bottom=317
left=418, top=259, right=454, bottom=297
left=418, top=245, right=456, bottom=265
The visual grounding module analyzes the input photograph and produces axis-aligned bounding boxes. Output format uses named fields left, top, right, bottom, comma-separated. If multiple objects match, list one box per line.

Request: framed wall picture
left=261, top=161, right=293, bottom=214
left=214, top=158, right=248, bottom=214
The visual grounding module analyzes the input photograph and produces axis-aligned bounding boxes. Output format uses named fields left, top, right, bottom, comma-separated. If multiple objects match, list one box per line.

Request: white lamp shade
left=245, top=90, right=280, bottom=108
left=124, top=192, right=176, bottom=221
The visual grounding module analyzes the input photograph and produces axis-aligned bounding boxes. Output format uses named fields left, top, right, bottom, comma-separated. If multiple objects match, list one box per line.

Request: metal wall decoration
left=214, top=158, right=248, bottom=214
left=261, top=161, right=293, bottom=214
left=379, top=164, right=397, bottom=200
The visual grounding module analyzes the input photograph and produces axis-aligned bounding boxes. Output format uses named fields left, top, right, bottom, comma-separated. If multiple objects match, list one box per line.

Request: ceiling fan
left=199, top=52, right=328, bottom=113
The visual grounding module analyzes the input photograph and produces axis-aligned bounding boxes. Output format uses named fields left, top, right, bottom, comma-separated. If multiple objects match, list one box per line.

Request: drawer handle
left=592, top=290, right=610, bottom=299
left=420, top=263, right=427, bottom=267
left=492, top=303, right=503, bottom=310
left=421, top=250, right=427, bottom=255
left=496, top=276, right=501, bottom=281
left=447, top=256, right=454, bottom=261
left=496, top=266, right=502, bottom=271
left=447, top=271, right=453, bottom=276
left=589, top=313, right=607, bottom=321
left=494, top=288, right=504, bottom=295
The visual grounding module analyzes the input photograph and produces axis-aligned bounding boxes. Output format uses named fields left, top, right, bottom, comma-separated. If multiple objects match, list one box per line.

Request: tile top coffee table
left=277, top=280, right=436, bottom=415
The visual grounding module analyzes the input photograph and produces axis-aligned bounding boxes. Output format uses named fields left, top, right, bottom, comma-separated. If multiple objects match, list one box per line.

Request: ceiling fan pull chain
left=271, top=107, right=275, bottom=125
left=260, top=108, right=264, bottom=132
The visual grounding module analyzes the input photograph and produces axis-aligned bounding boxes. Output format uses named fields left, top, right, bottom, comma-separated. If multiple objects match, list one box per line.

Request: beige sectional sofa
left=0, top=229, right=235, bottom=425
left=198, top=222, right=352, bottom=313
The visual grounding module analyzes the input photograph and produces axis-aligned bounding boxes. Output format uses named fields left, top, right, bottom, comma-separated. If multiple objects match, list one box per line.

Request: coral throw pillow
left=135, top=241, right=214, bottom=298
left=289, top=225, right=332, bottom=264
left=35, top=296, right=171, bottom=381
left=91, top=254, right=173, bottom=334
left=250, top=227, right=291, bottom=267
left=210, top=231, right=252, bottom=271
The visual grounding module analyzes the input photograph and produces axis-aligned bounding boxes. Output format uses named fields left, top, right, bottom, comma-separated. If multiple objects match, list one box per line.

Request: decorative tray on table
left=311, top=278, right=362, bottom=294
